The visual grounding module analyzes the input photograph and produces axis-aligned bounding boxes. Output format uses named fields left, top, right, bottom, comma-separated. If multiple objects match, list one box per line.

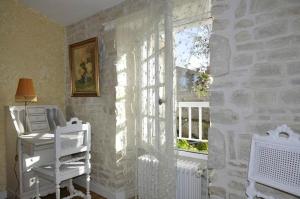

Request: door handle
left=158, top=98, right=165, bottom=105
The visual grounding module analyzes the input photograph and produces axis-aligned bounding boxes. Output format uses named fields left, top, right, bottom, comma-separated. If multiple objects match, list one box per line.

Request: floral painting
left=69, top=37, right=100, bottom=96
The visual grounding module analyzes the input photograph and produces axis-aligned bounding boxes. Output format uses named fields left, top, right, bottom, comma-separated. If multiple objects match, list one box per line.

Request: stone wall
left=65, top=0, right=146, bottom=196
left=208, top=0, right=300, bottom=198
left=0, top=0, right=65, bottom=192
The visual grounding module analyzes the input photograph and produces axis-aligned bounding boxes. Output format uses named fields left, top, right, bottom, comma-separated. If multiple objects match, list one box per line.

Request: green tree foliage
left=193, top=72, right=211, bottom=97
left=177, top=139, right=208, bottom=154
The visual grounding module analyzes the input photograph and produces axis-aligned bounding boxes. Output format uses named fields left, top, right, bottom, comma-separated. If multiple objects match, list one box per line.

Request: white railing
left=177, top=101, right=209, bottom=142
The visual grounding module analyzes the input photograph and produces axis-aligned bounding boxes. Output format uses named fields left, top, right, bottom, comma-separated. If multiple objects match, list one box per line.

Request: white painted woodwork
left=177, top=101, right=209, bottom=141
left=5, top=105, right=91, bottom=199
left=34, top=117, right=91, bottom=199
left=138, top=154, right=204, bottom=199
left=246, top=125, right=300, bottom=199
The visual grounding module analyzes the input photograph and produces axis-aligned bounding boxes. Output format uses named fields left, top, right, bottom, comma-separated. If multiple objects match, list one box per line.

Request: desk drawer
left=23, top=147, right=54, bottom=170
left=23, top=171, right=53, bottom=193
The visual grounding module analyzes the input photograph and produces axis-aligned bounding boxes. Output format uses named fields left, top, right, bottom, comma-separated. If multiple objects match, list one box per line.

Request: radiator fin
left=138, top=155, right=202, bottom=199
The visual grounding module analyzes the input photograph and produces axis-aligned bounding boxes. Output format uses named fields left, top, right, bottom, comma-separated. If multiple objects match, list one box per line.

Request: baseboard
left=74, top=178, right=126, bottom=199
left=0, top=191, right=7, bottom=199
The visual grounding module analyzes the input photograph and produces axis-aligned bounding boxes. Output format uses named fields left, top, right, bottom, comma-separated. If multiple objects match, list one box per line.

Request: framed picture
left=69, top=37, right=100, bottom=97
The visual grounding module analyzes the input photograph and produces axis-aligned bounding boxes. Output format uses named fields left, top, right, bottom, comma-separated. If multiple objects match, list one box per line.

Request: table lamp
left=15, top=78, right=37, bottom=132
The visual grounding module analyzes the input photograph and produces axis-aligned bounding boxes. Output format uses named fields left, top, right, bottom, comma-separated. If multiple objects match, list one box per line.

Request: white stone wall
left=66, top=19, right=119, bottom=191
left=209, top=0, right=300, bottom=198
left=65, top=0, right=147, bottom=195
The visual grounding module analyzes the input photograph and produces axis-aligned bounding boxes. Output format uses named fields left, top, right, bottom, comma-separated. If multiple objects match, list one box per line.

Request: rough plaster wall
left=0, top=0, right=65, bottom=191
left=208, top=0, right=300, bottom=198
left=66, top=20, right=118, bottom=191
left=65, top=0, right=145, bottom=193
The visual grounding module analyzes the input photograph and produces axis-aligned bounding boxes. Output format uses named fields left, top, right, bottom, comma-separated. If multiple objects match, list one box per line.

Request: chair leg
left=86, top=174, right=91, bottom=199
left=68, top=179, right=75, bottom=195
left=36, top=177, right=41, bottom=199
left=56, top=184, right=60, bottom=199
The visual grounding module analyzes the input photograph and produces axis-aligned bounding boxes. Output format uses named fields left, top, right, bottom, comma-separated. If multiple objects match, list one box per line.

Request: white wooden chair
left=33, top=118, right=91, bottom=199
left=246, top=125, right=300, bottom=199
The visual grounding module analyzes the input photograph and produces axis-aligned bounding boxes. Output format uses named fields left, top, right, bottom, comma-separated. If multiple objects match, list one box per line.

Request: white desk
left=5, top=106, right=65, bottom=199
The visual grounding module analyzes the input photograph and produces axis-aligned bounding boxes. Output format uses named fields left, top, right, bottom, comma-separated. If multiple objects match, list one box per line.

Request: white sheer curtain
left=112, top=0, right=210, bottom=198
left=114, top=0, right=175, bottom=198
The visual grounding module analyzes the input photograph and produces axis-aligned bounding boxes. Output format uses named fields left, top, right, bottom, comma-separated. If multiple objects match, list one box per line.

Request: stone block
left=211, top=109, right=239, bottom=124
left=290, top=108, right=300, bottom=114
left=258, top=115, right=271, bottom=121
left=235, top=19, right=254, bottom=29
left=255, top=13, right=277, bottom=25
left=228, top=180, right=246, bottom=193
left=228, top=169, right=247, bottom=179
left=213, top=19, right=229, bottom=31
left=247, top=122, right=278, bottom=135
left=290, top=78, right=300, bottom=85
left=266, top=35, right=300, bottom=49
left=250, top=0, right=283, bottom=14
left=254, top=91, right=277, bottom=105
left=211, top=0, right=226, bottom=5
left=253, top=63, right=281, bottom=76
left=233, top=53, right=253, bottom=67
left=229, top=193, right=247, bottom=199
left=281, top=89, right=300, bottom=105
left=272, top=115, right=292, bottom=122
left=209, top=186, right=226, bottom=198
left=210, top=196, right=225, bottom=199
left=235, top=0, right=247, bottom=18
left=105, top=39, right=116, bottom=54
left=208, top=169, right=218, bottom=183
left=210, top=91, right=225, bottom=106
left=231, top=89, right=250, bottom=107
left=236, top=42, right=262, bottom=51
left=228, top=134, right=236, bottom=160
left=254, top=20, right=288, bottom=39
left=228, top=160, right=248, bottom=169
left=255, top=6, right=300, bottom=24
left=256, top=107, right=287, bottom=114
left=234, top=31, right=251, bottom=43
left=257, top=48, right=300, bottom=61
left=287, top=61, right=300, bottom=75
left=294, top=116, right=300, bottom=122
left=211, top=4, right=229, bottom=16
left=210, top=34, right=231, bottom=76
left=292, top=18, right=300, bottom=32
left=237, top=134, right=252, bottom=161
left=208, top=128, right=226, bottom=169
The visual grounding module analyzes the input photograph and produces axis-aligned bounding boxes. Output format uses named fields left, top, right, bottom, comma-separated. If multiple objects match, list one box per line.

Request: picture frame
left=69, top=37, right=100, bottom=97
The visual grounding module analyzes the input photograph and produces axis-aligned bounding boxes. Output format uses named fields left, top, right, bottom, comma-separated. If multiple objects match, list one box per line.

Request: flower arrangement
left=192, top=72, right=212, bottom=98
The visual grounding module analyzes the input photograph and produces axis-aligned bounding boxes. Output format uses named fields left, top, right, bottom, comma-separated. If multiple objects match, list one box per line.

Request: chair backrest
left=47, top=108, right=66, bottom=131
left=247, top=125, right=300, bottom=197
left=26, top=107, right=51, bottom=133
left=55, top=117, right=91, bottom=158
left=9, top=105, right=66, bottom=135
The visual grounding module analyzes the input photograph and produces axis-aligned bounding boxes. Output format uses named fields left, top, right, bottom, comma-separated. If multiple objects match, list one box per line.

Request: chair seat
left=34, top=161, right=87, bottom=182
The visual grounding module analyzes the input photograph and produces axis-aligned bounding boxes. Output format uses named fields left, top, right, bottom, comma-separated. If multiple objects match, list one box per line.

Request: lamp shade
left=15, top=78, right=37, bottom=102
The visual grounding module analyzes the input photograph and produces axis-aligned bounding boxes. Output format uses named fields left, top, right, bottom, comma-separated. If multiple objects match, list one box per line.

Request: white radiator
left=138, top=155, right=203, bottom=199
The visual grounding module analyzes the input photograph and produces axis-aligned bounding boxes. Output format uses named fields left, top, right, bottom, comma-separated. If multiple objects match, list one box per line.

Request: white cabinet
left=5, top=105, right=66, bottom=199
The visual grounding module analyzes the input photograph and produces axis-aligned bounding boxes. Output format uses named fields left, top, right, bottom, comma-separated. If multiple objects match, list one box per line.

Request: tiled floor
left=42, top=185, right=105, bottom=199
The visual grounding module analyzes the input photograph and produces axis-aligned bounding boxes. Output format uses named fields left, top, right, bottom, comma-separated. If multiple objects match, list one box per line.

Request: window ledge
left=176, top=149, right=208, bottom=160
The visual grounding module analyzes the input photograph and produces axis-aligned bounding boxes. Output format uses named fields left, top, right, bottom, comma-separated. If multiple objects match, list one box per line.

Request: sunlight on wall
left=115, top=54, right=128, bottom=153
